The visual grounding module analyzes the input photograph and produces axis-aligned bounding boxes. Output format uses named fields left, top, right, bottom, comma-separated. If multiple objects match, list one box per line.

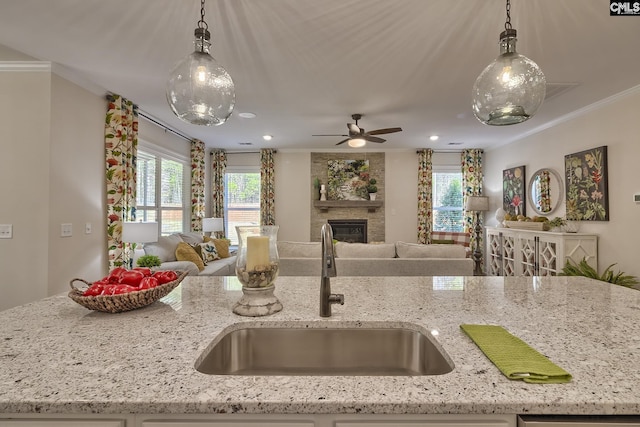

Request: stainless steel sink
left=195, top=323, right=454, bottom=376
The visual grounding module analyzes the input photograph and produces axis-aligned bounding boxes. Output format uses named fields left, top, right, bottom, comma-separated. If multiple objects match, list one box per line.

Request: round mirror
left=528, top=168, right=563, bottom=215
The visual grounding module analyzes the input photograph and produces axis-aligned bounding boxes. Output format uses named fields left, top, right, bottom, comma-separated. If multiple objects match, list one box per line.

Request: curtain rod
left=211, top=150, right=278, bottom=154
left=416, top=149, right=464, bottom=153
left=138, top=110, right=193, bottom=142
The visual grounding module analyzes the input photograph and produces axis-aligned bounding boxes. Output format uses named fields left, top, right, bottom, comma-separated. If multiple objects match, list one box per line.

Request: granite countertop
left=1, top=275, right=640, bottom=416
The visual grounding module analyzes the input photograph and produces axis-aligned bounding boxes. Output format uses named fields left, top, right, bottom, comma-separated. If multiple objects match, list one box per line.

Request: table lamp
left=465, top=196, right=489, bottom=276
left=203, top=217, right=224, bottom=237
left=121, top=221, right=158, bottom=268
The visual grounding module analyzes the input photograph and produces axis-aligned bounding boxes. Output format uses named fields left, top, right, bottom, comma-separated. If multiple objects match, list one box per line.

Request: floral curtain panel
left=461, top=149, right=485, bottom=264
left=211, top=149, right=226, bottom=238
left=260, top=149, right=276, bottom=226
left=190, top=139, right=206, bottom=232
left=417, top=149, right=433, bottom=244
left=105, top=94, right=138, bottom=270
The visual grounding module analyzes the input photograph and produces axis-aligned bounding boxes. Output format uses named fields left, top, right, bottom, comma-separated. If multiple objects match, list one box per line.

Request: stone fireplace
left=328, top=219, right=368, bottom=243
left=310, top=152, right=385, bottom=242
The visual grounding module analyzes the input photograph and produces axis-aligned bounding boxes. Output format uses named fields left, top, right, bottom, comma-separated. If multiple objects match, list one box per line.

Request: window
left=432, top=170, right=464, bottom=232
left=136, top=148, right=189, bottom=235
left=224, top=169, right=261, bottom=245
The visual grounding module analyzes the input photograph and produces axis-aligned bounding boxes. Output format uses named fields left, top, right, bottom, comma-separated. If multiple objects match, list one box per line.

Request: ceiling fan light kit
left=312, top=114, right=403, bottom=147
left=166, top=0, right=235, bottom=126
left=472, top=0, right=546, bottom=126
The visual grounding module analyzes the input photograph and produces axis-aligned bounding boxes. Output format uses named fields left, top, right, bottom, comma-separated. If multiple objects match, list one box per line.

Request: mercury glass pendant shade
left=166, top=29, right=235, bottom=126
left=472, top=29, right=545, bottom=126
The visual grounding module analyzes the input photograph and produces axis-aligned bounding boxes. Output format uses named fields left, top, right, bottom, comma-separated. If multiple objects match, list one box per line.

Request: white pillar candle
left=321, top=184, right=326, bottom=191
left=246, top=235, right=270, bottom=271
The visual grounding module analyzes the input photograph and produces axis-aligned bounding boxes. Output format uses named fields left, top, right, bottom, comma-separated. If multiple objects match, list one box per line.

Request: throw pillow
left=179, top=232, right=204, bottom=245
left=211, top=238, right=231, bottom=258
left=199, top=241, right=221, bottom=263
left=175, top=241, right=205, bottom=271
left=432, top=239, right=455, bottom=244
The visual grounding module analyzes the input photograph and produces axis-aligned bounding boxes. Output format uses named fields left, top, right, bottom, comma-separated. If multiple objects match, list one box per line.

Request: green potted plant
left=367, top=178, right=378, bottom=201
left=136, top=254, right=162, bottom=268
left=560, top=257, right=639, bottom=288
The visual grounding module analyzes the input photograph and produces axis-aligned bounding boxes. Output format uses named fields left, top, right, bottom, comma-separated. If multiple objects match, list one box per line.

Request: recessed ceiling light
left=238, top=112, right=256, bottom=119
left=429, top=135, right=439, bottom=141
left=263, top=135, right=273, bottom=141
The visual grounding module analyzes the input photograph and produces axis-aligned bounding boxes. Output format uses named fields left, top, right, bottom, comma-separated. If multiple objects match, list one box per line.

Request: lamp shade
left=122, top=222, right=158, bottom=243
left=348, top=138, right=366, bottom=148
left=465, top=196, right=490, bottom=212
left=202, top=217, right=224, bottom=233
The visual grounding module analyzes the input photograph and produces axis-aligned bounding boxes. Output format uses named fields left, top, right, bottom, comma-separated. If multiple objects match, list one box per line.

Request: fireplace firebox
left=328, top=219, right=367, bottom=243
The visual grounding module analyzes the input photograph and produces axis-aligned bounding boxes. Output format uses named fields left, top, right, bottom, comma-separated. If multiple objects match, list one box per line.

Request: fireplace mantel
left=313, top=200, right=383, bottom=213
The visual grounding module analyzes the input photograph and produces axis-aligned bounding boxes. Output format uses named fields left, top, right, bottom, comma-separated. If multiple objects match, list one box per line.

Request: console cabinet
left=486, top=227, right=597, bottom=276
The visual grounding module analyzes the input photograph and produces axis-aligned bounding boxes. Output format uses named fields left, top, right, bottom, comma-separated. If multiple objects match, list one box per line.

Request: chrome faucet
left=320, top=223, right=344, bottom=317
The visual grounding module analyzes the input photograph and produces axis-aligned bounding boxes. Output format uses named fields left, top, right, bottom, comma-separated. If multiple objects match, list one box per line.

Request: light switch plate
left=0, top=224, right=13, bottom=239
left=85, top=222, right=92, bottom=234
left=61, top=223, right=73, bottom=237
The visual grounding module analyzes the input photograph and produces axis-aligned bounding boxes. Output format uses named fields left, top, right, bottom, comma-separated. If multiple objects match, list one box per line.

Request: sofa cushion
left=175, top=242, right=205, bottom=271
left=335, top=242, right=397, bottom=258
left=143, top=234, right=183, bottom=262
left=199, top=241, right=221, bottom=263
left=396, top=241, right=466, bottom=259
left=277, top=241, right=321, bottom=258
left=205, top=237, right=231, bottom=258
left=180, top=232, right=204, bottom=245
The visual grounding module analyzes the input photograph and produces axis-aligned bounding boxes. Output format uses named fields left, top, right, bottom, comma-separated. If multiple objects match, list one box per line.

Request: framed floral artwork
left=327, top=159, right=370, bottom=200
left=564, top=146, right=609, bottom=221
left=503, top=165, right=526, bottom=216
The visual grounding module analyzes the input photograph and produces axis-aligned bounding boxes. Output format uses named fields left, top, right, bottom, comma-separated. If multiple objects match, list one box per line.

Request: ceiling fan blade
left=365, top=135, right=386, bottom=143
left=312, top=134, right=348, bottom=137
left=347, top=123, right=360, bottom=135
left=367, top=127, right=402, bottom=135
left=335, top=138, right=350, bottom=145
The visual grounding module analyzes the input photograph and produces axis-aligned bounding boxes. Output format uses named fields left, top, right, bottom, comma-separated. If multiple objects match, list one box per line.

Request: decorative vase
left=369, top=193, right=377, bottom=201
left=563, top=220, right=580, bottom=233
left=233, top=225, right=282, bottom=316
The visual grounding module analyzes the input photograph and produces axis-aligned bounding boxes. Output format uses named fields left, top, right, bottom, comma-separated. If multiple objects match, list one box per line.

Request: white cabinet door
left=486, top=227, right=597, bottom=276
left=142, top=421, right=314, bottom=427
left=335, top=414, right=515, bottom=427
left=0, top=421, right=124, bottom=427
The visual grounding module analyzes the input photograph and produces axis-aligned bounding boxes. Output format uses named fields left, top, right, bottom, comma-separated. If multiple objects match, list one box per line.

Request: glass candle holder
left=235, top=225, right=280, bottom=288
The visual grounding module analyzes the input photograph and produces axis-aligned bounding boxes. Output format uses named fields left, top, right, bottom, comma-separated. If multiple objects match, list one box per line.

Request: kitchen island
left=1, top=275, right=640, bottom=422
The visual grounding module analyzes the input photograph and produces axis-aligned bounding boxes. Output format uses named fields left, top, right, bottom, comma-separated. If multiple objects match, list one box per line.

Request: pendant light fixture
left=166, top=0, right=235, bottom=126
left=472, top=0, right=545, bottom=126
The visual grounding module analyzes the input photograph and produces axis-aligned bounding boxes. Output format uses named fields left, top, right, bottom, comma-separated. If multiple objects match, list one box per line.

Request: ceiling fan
left=313, top=114, right=402, bottom=146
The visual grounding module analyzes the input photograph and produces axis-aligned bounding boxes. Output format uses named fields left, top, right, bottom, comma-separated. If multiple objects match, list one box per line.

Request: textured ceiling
left=0, top=0, right=639, bottom=151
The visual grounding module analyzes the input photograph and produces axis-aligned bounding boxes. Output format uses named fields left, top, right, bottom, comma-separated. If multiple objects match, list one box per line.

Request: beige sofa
left=139, top=232, right=237, bottom=276
left=277, top=241, right=473, bottom=276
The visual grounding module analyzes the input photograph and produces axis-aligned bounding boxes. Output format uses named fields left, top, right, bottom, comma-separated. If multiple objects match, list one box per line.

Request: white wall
left=47, top=74, right=107, bottom=297
left=0, top=63, right=51, bottom=310
left=274, top=151, right=311, bottom=241
left=484, top=87, right=640, bottom=279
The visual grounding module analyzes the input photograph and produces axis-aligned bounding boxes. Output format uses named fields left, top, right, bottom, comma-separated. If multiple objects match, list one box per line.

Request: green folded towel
left=460, top=324, right=572, bottom=384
